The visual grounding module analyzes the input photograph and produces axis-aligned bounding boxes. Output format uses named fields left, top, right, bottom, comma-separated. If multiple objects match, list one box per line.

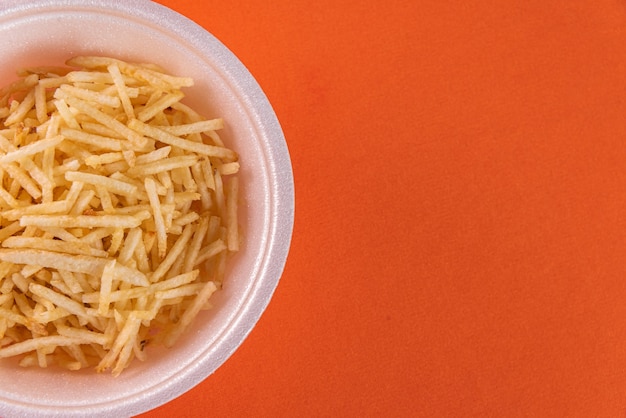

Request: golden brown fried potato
left=0, top=56, right=240, bottom=376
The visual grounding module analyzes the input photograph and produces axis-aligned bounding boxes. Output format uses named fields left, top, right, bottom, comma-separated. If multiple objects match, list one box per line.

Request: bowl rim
left=0, top=0, right=295, bottom=416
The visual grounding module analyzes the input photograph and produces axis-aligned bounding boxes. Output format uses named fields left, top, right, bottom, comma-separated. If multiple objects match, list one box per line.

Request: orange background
left=143, top=1, right=626, bottom=417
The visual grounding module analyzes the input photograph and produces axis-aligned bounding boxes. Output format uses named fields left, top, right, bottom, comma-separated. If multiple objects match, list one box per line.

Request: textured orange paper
left=144, top=1, right=626, bottom=417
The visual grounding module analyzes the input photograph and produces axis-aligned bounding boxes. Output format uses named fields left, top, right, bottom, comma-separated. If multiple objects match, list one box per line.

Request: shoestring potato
left=0, top=56, right=241, bottom=376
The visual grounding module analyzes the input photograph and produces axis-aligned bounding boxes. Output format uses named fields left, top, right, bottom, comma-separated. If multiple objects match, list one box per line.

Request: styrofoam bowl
left=0, top=1, right=294, bottom=416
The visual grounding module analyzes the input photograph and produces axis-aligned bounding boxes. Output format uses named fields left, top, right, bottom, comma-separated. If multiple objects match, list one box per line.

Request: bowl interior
left=0, top=1, right=291, bottom=417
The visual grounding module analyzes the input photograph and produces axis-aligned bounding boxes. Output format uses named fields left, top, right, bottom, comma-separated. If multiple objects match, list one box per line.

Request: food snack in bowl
left=0, top=56, right=241, bottom=376
left=0, top=1, right=293, bottom=417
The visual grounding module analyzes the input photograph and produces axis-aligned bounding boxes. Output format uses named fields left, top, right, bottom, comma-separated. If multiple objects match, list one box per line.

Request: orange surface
left=143, top=1, right=626, bottom=417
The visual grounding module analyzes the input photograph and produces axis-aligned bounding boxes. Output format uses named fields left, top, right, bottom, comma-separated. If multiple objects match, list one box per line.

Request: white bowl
left=0, top=1, right=294, bottom=416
